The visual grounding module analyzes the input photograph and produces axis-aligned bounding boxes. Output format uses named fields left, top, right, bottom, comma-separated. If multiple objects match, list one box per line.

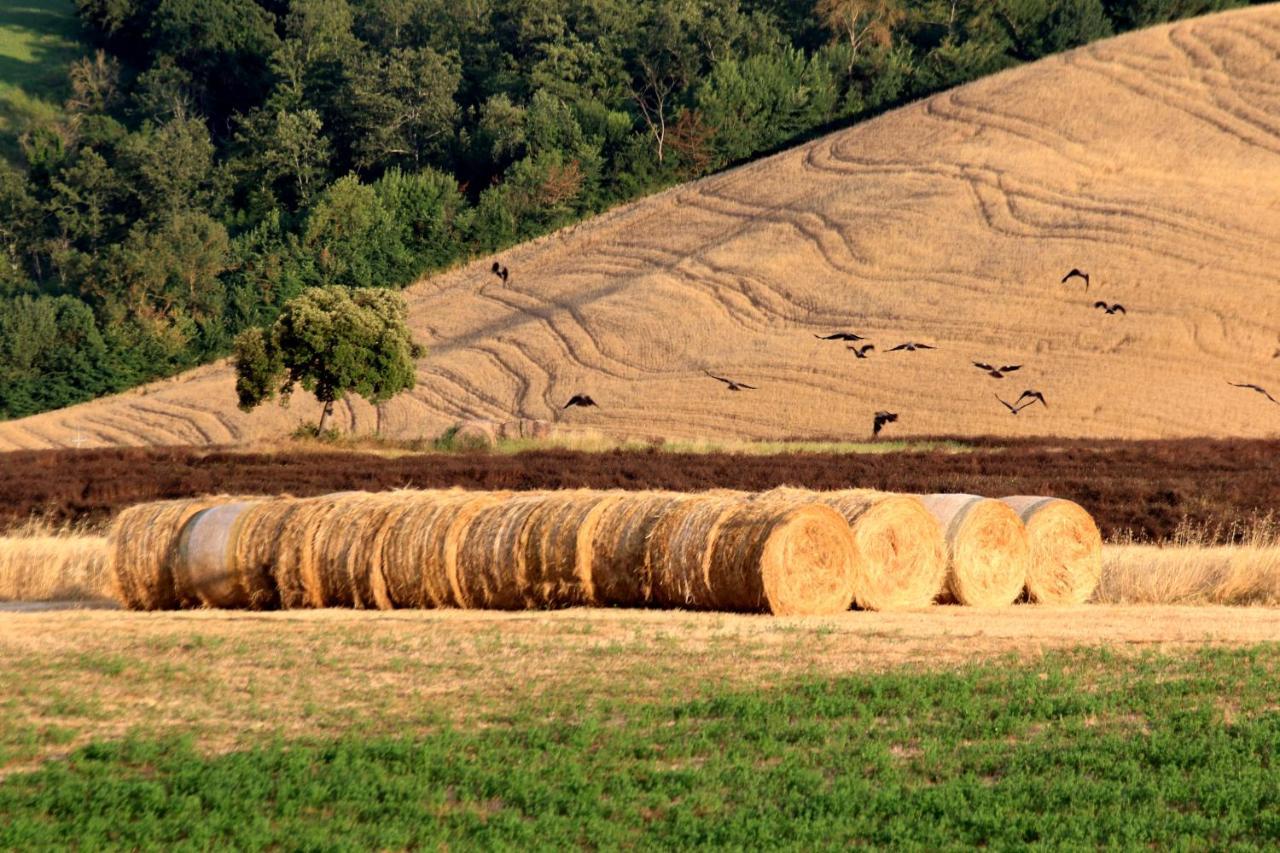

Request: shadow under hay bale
left=761, top=488, right=946, bottom=611
left=1001, top=496, right=1103, bottom=604
left=918, top=494, right=1030, bottom=608
left=646, top=490, right=858, bottom=615
left=110, top=497, right=240, bottom=610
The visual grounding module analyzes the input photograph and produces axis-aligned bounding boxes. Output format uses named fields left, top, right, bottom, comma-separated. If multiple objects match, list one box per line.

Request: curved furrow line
left=468, top=342, right=547, bottom=418
left=4, top=421, right=70, bottom=450
left=1169, top=26, right=1280, bottom=140
left=921, top=89, right=1108, bottom=174
left=1072, top=50, right=1280, bottom=156
left=670, top=259, right=802, bottom=331
left=124, top=402, right=217, bottom=445
left=73, top=414, right=154, bottom=446
left=474, top=288, right=650, bottom=381
left=478, top=338, right=560, bottom=416
left=413, top=367, right=513, bottom=422
left=145, top=399, right=243, bottom=444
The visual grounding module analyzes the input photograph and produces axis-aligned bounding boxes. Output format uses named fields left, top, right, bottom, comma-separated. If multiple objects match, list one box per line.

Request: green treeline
left=0, top=0, right=1258, bottom=419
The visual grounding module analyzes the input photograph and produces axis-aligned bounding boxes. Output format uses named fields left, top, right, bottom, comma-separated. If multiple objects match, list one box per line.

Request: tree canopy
left=234, top=285, right=423, bottom=432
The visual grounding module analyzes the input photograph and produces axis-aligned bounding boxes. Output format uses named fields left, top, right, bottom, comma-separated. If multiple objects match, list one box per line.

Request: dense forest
left=0, top=0, right=1262, bottom=419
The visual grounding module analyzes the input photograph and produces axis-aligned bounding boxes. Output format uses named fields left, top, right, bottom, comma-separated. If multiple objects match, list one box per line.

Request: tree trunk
left=317, top=399, right=335, bottom=433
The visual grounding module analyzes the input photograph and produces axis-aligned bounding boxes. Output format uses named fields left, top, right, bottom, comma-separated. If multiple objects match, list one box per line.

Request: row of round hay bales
left=106, top=488, right=1101, bottom=613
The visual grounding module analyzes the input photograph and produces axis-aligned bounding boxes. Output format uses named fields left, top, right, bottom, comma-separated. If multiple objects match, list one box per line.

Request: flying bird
left=973, top=361, right=1022, bottom=379
left=995, top=392, right=1044, bottom=415
left=491, top=261, right=501, bottom=275
left=872, top=411, right=898, bottom=436
left=1094, top=301, right=1125, bottom=315
left=1228, top=382, right=1279, bottom=405
left=1062, top=268, right=1090, bottom=291
left=563, top=394, right=597, bottom=409
left=887, top=342, right=936, bottom=352
left=847, top=344, right=874, bottom=359
left=1013, top=390, right=1047, bottom=409
left=499, top=265, right=510, bottom=283
left=706, top=371, right=757, bottom=391
left=815, top=331, right=866, bottom=341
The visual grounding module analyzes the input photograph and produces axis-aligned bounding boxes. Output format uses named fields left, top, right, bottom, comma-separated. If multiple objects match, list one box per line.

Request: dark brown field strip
left=1, top=439, right=1276, bottom=542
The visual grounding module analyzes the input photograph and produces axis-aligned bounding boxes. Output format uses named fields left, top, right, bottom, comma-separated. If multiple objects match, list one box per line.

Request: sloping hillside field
left=2, top=6, right=1278, bottom=450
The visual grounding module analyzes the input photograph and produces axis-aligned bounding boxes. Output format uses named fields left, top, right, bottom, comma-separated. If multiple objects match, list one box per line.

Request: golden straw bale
left=455, top=492, right=551, bottom=609
left=590, top=491, right=689, bottom=606
left=175, top=500, right=275, bottom=609
left=110, top=497, right=239, bottom=610
left=268, top=491, right=364, bottom=608
left=228, top=499, right=302, bottom=609
left=918, top=494, right=1030, bottom=608
left=379, top=490, right=510, bottom=607
left=452, top=420, right=498, bottom=450
left=323, top=491, right=414, bottom=610
left=760, top=488, right=946, bottom=611
left=1001, top=496, right=1103, bottom=604
left=0, top=535, right=112, bottom=602
left=645, top=490, right=858, bottom=615
left=518, top=490, right=627, bottom=607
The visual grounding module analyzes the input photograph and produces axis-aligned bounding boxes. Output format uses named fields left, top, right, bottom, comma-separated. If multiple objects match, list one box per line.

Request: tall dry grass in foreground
left=0, top=521, right=113, bottom=602
left=1096, top=519, right=1280, bottom=606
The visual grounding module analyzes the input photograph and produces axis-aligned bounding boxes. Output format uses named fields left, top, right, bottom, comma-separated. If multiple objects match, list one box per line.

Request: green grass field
left=2, top=645, right=1277, bottom=848
left=0, top=0, right=83, bottom=163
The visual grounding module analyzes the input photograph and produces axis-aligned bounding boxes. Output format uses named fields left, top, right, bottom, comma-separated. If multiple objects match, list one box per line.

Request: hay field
left=1, top=6, right=1279, bottom=450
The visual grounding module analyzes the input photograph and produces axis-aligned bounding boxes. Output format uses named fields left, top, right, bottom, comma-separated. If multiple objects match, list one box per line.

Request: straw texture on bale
left=519, top=490, right=627, bottom=607
left=452, top=420, right=499, bottom=450
left=175, top=501, right=273, bottom=609
left=110, top=497, right=239, bottom=610
left=918, top=494, right=1030, bottom=608
left=455, top=492, right=551, bottom=609
left=761, top=488, right=946, bottom=611
left=0, top=535, right=112, bottom=602
left=378, top=490, right=509, bottom=607
left=590, top=491, right=688, bottom=606
left=1001, top=496, right=1103, bottom=604
left=646, top=490, right=858, bottom=615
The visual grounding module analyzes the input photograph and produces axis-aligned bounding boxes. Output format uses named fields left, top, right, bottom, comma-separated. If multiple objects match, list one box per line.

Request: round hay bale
left=175, top=500, right=272, bottom=609
left=761, top=488, right=946, bottom=611
left=645, top=491, right=857, bottom=615
left=1001, top=496, right=1103, bottom=604
left=268, top=491, right=365, bottom=608
left=227, top=499, right=300, bottom=609
left=452, top=420, right=498, bottom=450
left=315, top=491, right=413, bottom=610
left=645, top=492, right=741, bottom=610
left=590, top=491, right=688, bottom=606
left=717, top=495, right=859, bottom=615
left=918, top=494, right=1030, bottom=608
left=519, top=490, right=628, bottom=608
left=455, top=492, right=550, bottom=609
left=379, top=490, right=510, bottom=608
left=109, top=497, right=239, bottom=610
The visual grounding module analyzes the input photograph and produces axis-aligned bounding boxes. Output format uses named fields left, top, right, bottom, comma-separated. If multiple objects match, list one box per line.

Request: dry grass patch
left=0, top=523, right=111, bottom=603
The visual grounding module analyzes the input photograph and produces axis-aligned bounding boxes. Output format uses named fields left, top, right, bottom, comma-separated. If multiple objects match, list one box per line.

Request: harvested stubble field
left=2, top=6, right=1279, bottom=451
left=0, top=608, right=1278, bottom=846
left=2, top=438, right=1276, bottom=541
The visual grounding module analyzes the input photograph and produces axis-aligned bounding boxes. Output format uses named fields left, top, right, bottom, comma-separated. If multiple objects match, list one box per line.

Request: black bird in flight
left=847, top=344, right=874, bottom=359
left=1094, top=301, right=1125, bottom=315
left=499, top=265, right=510, bottom=283
left=491, top=261, right=501, bottom=276
left=973, top=361, right=1022, bottom=379
left=564, top=394, right=597, bottom=409
left=996, top=391, right=1045, bottom=415
left=815, top=332, right=866, bottom=341
left=1228, top=382, right=1279, bottom=405
left=706, top=371, right=757, bottom=391
left=873, top=411, right=898, bottom=436
left=1062, top=268, right=1090, bottom=291
left=887, top=342, right=936, bottom=352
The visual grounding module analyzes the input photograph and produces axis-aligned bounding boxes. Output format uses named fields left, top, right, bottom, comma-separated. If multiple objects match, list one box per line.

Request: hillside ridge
left=3, top=4, right=1279, bottom=450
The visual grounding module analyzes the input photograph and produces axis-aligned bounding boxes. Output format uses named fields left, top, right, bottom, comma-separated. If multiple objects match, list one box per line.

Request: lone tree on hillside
left=233, top=286, right=423, bottom=433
